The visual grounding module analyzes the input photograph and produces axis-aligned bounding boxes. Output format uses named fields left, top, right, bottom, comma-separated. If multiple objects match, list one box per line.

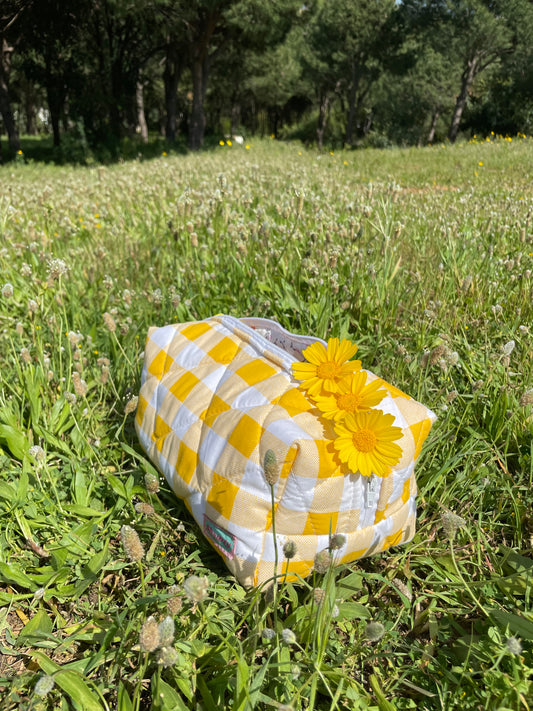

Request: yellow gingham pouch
left=135, top=315, right=435, bottom=587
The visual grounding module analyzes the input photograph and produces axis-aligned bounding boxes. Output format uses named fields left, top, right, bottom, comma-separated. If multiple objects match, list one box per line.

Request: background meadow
left=0, top=136, right=532, bottom=710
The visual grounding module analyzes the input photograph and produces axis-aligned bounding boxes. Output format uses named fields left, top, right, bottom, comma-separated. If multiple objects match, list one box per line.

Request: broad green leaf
left=0, top=562, right=36, bottom=590
left=153, top=678, right=189, bottom=711
left=32, top=651, right=104, bottom=710
left=0, top=424, right=28, bottom=460
left=117, top=681, right=134, bottom=711
left=489, top=609, right=533, bottom=640
left=18, top=608, right=53, bottom=641
left=337, top=601, right=371, bottom=621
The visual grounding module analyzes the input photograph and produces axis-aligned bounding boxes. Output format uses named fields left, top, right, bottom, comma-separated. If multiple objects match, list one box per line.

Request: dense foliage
left=1, top=0, right=533, bottom=157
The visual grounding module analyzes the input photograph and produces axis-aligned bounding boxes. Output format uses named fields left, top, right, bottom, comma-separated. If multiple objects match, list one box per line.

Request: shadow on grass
left=0, top=132, right=227, bottom=167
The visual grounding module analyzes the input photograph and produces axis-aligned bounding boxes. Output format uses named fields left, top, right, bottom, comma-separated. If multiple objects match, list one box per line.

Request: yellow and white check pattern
left=136, top=315, right=436, bottom=587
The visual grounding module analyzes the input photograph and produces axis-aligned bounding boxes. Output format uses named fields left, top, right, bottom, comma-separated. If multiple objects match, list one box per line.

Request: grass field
left=0, top=136, right=532, bottom=710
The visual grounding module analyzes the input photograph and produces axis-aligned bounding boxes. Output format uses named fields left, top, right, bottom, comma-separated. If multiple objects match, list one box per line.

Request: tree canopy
left=1, top=0, right=532, bottom=157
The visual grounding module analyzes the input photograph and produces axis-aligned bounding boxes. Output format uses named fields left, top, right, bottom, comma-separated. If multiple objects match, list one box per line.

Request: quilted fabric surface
left=136, top=315, right=436, bottom=586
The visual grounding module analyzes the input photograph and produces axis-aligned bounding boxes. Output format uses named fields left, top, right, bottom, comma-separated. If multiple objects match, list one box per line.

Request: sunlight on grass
left=0, top=138, right=531, bottom=710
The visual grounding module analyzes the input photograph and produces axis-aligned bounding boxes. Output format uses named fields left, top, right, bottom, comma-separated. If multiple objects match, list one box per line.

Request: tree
left=446, top=0, right=513, bottom=142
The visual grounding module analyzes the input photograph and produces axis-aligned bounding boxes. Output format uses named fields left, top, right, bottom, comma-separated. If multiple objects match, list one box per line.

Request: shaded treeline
left=1, top=0, right=532, bottom=156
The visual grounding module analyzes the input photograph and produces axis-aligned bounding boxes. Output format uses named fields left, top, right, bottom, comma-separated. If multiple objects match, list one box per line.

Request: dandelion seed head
left=441, top=511, right=466, bottom=541
left=281, top=628, right=297, bottom=644
left=156, top=645, right=179, bottom=668
left=506, top=636, right=522, bottom=655
left=29, top=445, right=45, bottom=462
left=261, top=628, right=276, bottom=641
left=501, top=340, right=515, bottom=356
left=34, top=674, right=55, bottom=696
left=365, top=621, right=385, bottom=642
left=183, top=575, right=209, bottom=603
left=2, top=283, right=14, bottom=298
left=47, top=257, right=69, bottom=281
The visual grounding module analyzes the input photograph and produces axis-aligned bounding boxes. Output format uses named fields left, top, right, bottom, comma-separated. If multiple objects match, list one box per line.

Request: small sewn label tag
left=203, top=515, right=236, bottom=559
left=365, top=476, right=381, bottom=510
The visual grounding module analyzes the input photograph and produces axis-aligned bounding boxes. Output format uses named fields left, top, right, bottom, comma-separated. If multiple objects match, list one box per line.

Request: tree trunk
left=345, top=62, right=360, bottom=147
left=448, top=56, right=477, bottom=143
left=136, top=79, right=148, bottom=143
left=47, top=86, right=62, bottom=147
left=164, top=41, right=181, bottom=142
left=189, top=54, right=208, bottom=150
left=427, top=109, right=440, bottom=144
left=316, top=94, right=330, bottom=151
left=0, top=37, right=20, bottom=152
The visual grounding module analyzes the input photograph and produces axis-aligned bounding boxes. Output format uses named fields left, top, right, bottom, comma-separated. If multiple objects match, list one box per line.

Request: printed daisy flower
left=292, top=338, right=361, bottom=396
left=313, top=370, right=387, bottom=421
left=333, top=410, right=403, bottom=478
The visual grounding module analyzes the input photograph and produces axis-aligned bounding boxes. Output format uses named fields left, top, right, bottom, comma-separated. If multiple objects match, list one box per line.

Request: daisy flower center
left=352, top=429, right=377, bottom=453
left=336, top=392, right=362, bottom=412
left=317, top=361, right=341, bottom=380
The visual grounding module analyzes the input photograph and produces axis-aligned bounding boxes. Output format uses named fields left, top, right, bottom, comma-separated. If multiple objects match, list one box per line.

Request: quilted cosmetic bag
left=135, top=315, right=435, bottom=587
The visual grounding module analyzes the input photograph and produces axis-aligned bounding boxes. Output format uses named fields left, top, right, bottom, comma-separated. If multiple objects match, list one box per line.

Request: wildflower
left=329, top=533, right=346, bottom=550
left=429, top=344, right=447, bottom=366
left=156, top=646, right=179, bottom=668
left=313, top=588, right=325, bottom=605
left=103, top=312, right=116, bottom=333
left=519, top=389, right=533, bottom=407
left=158, top=616, right=175, bottom=647
left=20, top=262, right=32, bottom=277
left=29, top=445, right=45, bottom=462
left=314, top=549, right=332, bottom=574
left=283, top=539, right=297, bottom=559
left=312, top=370, right=387, bottom=421
left=333, top=410, right=403, bottom=478
left=261, top=628, right=276, bottom=641
left=125, top=396, right=138, bottom=415
left=16, top=322, right=23, bottom=335
left=167, top=585, right=183, bottom=615
left=135, top=502, right=154, bottom=516
left=506, top=637, right=522, bottom=655
left=281, top=628, right=297, bottom=645
left=292, top=338, right=361, bottom=396
left=183, top=575, right=209, bottom=603
left=72, top=372, right=87, bottom=398
left=145, top=472, right=160, bottom=494
left=28, top=299, right=39, bottom=313
left=34, top=674, right=55, bottom=696
left=47, top=258, right=69, bottom=281
left=20, top=347, right=31, bottom=364
left=331, top=604, right=340, bottom=618
left=365, top=621, right=385, bottom=642
left=263, top=449, right=279, bottom=486
left=441, top=511, right=466, bottom=541
left=139, top=616, right=160, bottom=652
left=501, top=340, right=515, bottom=356
left=2, top=283, right=14, bottom=298
left=100, top=366, right=110, bottom=384
left=120, top=525, right=145, bottom=562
